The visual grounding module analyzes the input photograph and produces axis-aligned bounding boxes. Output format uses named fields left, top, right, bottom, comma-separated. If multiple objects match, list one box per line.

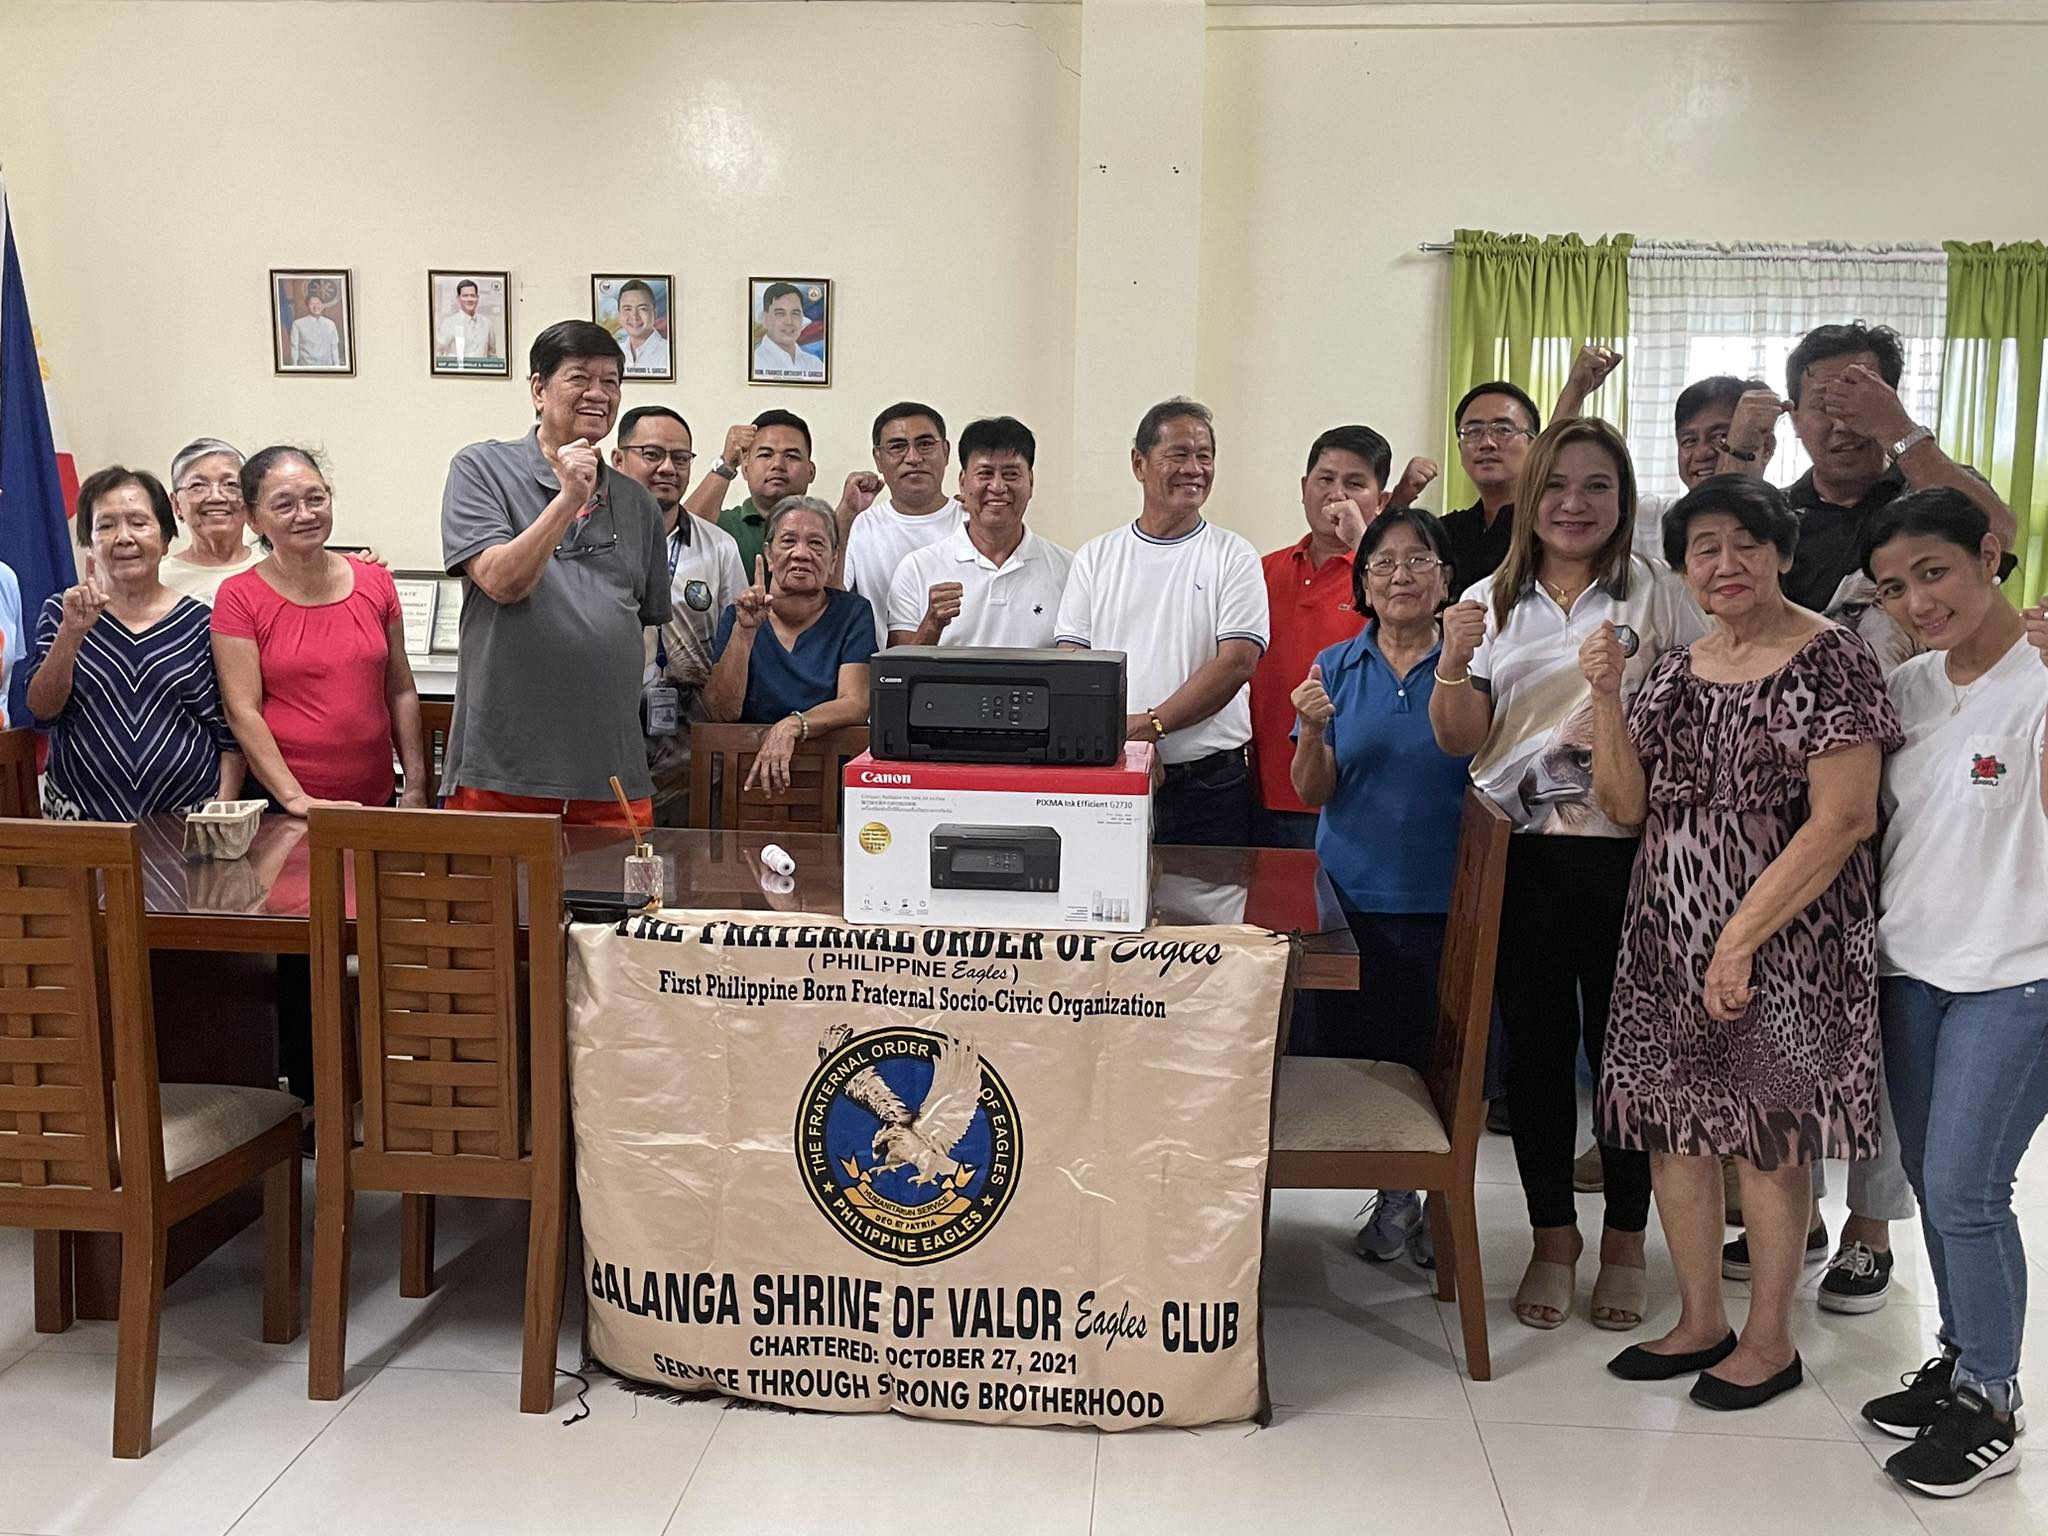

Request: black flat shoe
left=1691, top=1354, right=1803, bottom=1411
left=1607, top=1331, right=1738, bottom=1382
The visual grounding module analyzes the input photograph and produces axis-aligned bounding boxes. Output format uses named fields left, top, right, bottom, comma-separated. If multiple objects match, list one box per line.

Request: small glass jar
left=623, top=842, right=664, bottom=910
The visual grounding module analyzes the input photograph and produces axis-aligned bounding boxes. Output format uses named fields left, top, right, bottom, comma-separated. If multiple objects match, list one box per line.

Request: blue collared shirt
left=1306, top=626, right=1474, bottom=913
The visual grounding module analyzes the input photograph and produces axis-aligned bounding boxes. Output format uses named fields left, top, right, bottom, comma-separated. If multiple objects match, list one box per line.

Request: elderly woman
left=1855, top=489, right=2048, bottom=1496
left=25, top=465, right=244, bottom=818
left=161, top=437, right=259, bottom=604
left=1586, top=475, right=1898, bottom=1411
left=705, top=495, right=874, bottom=794
left=210, top=446, right=426, bottom=815
left=1431, top=417, right=1707, bottom=1333
left=1290, top=507, right=1473, bottom=1264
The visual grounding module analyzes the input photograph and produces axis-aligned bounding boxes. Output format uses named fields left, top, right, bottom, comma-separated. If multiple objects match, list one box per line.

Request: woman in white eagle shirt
left=1856, top=487, right=2048, bottom=1500
left=1432, top=417, right=1707, bottom=1335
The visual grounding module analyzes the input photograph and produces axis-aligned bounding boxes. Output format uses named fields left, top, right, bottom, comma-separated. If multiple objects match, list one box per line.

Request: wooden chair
left=685, top=722, right=870, bottom=832
left=0, top=819, right=302, bottom=1457
left=305, top=806, right=567, bottom=1412
left=0, top=728, right=41, bottom=818
left=415, top=699, right=454, bottom=798
left=1270, top=790, right=1512, bottom=1380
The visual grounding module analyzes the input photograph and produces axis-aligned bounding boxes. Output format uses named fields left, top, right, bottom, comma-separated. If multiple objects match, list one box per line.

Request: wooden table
left=69, top=817, right=1354, bottom=1317
left=131, top=818, right=1360, bottom=990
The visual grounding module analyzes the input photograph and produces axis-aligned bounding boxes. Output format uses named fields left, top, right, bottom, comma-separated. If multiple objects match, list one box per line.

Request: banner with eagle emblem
left=567, top=909, right=1294, bottom=1429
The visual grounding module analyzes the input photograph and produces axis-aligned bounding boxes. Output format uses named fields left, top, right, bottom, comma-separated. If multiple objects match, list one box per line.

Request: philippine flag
left=0, top=174, right=80, bottom=731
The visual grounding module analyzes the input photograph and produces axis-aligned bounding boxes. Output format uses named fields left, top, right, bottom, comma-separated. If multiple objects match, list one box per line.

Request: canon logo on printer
left=859, top=770, right=914, bottom=785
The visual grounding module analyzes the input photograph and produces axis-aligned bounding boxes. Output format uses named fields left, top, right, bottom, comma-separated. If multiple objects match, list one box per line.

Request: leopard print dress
left=1597, top=627, right=1902, bottom=1169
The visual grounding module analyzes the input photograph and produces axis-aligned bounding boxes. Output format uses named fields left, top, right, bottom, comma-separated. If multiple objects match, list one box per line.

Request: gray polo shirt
left=440, top=429, right=670, bottom=800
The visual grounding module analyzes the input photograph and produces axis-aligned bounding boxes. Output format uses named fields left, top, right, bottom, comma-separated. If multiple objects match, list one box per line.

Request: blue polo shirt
left=1307, top=626, right=1474, bottom=913
left=712, top=587, right=876, bottom=723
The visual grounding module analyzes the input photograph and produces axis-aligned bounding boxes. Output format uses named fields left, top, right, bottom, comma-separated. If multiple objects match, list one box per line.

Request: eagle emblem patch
left=798, top=1024, right=1020, bottom=1265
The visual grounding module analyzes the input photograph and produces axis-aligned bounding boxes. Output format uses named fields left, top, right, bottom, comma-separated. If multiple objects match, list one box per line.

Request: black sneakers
left=1818, top=1240, right=1893, bottom=1314
left=1884, top=1388, right=2021, bottom=1498
left=1862, top=1356, right=1957, bottom=1439
left=1720, top=1220, right=1829, bottom=1280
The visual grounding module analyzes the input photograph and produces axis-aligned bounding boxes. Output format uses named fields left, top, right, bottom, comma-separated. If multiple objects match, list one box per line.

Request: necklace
left=1541, top=575, right=1588, bottom=610
left=1946, top=668, right=1976, bottom=718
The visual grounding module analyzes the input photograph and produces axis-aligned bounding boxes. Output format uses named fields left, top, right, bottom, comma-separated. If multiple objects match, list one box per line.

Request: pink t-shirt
left=212, top=559, right=399, bottom=806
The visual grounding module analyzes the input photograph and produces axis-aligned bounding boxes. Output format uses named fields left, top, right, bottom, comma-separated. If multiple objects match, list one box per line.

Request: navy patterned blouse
left=26, top=593, right=235, bottom=820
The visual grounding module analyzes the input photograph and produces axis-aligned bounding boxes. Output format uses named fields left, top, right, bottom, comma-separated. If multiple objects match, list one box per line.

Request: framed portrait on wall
left=748, top=277, right=830, bottom=386
left=591, top=274, right=674, bottom=381
left=428, top=270, right=510, bottom=377
left=270, top=269, right=354, bottom=375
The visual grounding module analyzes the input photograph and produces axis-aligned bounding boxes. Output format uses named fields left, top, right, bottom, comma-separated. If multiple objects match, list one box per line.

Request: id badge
left=641, top=681, right=681, bottom=738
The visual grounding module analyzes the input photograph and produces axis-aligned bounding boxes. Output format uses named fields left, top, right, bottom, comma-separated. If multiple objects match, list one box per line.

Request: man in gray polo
left=439, top=318, right=670, bottom=824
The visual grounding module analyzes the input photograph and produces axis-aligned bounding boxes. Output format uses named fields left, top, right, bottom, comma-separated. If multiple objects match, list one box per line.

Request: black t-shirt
left=1440, top=500, right=1515, bottom=595
left=1782, top=468, right=1906, bottom=613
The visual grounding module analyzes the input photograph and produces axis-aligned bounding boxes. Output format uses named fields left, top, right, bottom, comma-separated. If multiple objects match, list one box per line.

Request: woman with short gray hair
left=705, top=495, right=873, bottom=793
left=163, top=437, right=258, bottom=603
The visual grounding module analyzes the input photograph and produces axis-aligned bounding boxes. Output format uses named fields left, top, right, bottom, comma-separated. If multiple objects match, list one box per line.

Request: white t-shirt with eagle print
left=1463, top=554, right=1708, bottom=836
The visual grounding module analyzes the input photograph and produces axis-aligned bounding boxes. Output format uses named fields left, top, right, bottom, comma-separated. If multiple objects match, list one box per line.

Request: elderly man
left=1056, top=398, right=1269, bottom=845
left=843, top=401, right=960, bottom=647
left=610, top=405, right=748, bottom=824
left=886, top=416, right=1070, bottom=648
left=438, top=319, right=670, bottom=826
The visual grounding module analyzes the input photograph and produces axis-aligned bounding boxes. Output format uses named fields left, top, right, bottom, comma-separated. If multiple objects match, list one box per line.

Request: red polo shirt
left=1251, top=536, right=1365, bottom=814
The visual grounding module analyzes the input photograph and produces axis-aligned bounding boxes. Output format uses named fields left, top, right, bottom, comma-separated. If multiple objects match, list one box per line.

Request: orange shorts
left=444, top=786, right=653, bottom=830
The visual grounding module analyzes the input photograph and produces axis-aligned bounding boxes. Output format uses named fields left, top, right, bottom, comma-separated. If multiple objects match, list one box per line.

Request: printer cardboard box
left=842, top=746, right=1152, bottom=932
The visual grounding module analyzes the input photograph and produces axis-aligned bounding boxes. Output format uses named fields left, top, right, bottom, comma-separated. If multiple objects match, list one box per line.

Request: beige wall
left=0, top=1, right=1082, bottom=564
left=1200, top=1, right=2048, bottom=544
left=4, top=1, right=2048, bottom=564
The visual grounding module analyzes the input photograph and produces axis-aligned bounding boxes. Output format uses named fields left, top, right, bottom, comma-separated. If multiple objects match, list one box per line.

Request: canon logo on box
left=859, top=771, right=913, bottom=785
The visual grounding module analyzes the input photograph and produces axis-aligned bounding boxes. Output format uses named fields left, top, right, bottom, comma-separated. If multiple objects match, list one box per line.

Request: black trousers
left=1293, top=911, right=1445, bottom=1068
left=1154, top=748, right=1254, bottom=847
left=1496, top=835, right=1650, bottom=1233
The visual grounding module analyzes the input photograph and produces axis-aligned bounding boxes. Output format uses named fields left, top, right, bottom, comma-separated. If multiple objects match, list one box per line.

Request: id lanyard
left=655, top=527, right=685, bottom=670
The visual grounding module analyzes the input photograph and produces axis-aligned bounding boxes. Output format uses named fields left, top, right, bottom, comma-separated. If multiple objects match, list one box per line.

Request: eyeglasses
left=554, top=498, right=618, bottom=560
left=878, top=435, right=945, bottom=462
left=625, top=446, right=695, bottom=469
left=1364, top=553, right=1444, bottom=577
left=1456, top=422, right=1535, bottom=446
left=263, top=492, right=331, bottom=517
left=179, top=478, right=243, bottom=502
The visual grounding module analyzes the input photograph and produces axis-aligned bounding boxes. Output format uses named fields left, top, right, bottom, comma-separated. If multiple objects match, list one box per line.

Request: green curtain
left=1941, top=240, right=2048, bottom=599
left=1443, top=230, right=1633, bottom=511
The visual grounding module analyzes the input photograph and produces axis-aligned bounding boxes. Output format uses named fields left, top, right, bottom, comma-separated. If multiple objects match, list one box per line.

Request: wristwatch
left=1889, top=424, right=1933, bottom=461
left=710, top=457, right=738, bottom=481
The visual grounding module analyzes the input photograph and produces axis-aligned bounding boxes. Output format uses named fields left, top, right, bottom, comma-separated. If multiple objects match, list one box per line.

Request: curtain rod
left=1417, top=241, right=1942, bottom=261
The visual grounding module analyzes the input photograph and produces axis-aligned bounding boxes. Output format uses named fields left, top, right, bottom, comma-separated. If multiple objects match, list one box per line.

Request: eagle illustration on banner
left=818, top=1021, right=980, bottom=1186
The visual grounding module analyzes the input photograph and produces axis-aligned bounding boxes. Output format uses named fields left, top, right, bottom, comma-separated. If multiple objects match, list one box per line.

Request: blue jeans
left=1155, top=749, right=1253, bottom=848
left=1882, top=974, right=2048, bottom=1411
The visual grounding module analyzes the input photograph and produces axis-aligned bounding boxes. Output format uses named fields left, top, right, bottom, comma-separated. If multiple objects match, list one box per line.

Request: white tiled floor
left=2, top=1125, right=2041, bottom=1536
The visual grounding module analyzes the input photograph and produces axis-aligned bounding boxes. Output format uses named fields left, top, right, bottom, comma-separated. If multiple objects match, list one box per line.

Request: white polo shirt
left=1464, top=554, right=1708, bottom=835
left=886, top=524, right=1073, bottom=649
left=1879, top=636, right=2048, bottom=992
left=618, top=329, right=670, bottom=376
left=753, top=335, right=824, bottom=380
left=1055, top=519, right=1269, bottom=765
left=644, top=514, right=748, bottom=689
left=843, top=494, right=963, bottom=647
left=1635, top=491, right=1676, bottom=566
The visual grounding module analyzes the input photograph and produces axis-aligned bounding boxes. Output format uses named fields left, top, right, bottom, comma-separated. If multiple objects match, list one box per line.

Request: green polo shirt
left=719, top=497, right=772, bottom=574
